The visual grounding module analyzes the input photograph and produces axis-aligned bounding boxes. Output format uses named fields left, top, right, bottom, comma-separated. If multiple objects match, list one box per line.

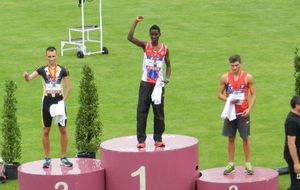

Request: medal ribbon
left=151, top=43, right=161, bottom=67
left=47, top=63, right=57, bottom=83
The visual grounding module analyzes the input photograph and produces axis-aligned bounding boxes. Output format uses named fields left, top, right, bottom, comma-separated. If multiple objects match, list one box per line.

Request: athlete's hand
left=162, top=79, right=169, bottom=84
left=242, top=108, right=250, bottom=117
left=294, top=163, right=300, bottom=173
left=230, top=99, right=239, bottom=104
left=23, top=72, right=30, bottom=81
left=135, top=16, right=144, bottom=22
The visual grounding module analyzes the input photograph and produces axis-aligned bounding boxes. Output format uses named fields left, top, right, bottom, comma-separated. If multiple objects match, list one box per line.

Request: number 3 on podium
left=229, top=185, right=238, bottom=190
left=131, top=166, right=146, bottom=190
left=55, top=181, right=68, bottom=190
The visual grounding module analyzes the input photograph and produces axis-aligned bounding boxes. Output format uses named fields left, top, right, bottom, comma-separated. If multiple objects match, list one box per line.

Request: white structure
left=61, top=0, right=108, bottom=58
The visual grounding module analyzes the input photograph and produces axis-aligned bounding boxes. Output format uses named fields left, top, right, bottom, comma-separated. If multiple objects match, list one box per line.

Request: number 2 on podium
left=131, top=166, right=146, bottom=190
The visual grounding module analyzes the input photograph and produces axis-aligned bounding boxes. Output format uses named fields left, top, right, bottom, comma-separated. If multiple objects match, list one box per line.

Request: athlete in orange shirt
left=218, top=54, right=256, bottom=175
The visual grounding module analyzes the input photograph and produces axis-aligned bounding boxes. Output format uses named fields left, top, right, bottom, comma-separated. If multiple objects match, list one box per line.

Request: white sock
left=229, top=162, right=234, bottom=167
left=245, top=162, right=251, bottom=167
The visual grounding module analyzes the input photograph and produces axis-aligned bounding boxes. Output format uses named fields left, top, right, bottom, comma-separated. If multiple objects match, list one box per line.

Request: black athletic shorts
left=223, top=115, right=250, bottom=139
left=41, top=95, right=67, bottom=127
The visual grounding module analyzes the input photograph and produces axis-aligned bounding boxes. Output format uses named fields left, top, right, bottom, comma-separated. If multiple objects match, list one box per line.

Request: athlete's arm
left=242, top=74, right=256, bottom=117
left=163, top=49, right=171, bottom=84
left=23, top=71, right=39, bottom=81
left=217, top=74, right=227, bottom=102
left=62, top=76, right=71, bottom=102
left=127, top=16, right=147, bottom=49
left=287, top=136, right=300, bottom=173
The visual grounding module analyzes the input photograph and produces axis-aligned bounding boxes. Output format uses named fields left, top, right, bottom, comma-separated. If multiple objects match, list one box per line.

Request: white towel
left=49, top=100, right=67, bottom=126
left=151, top=81, right=165, bottom=105
left=221, top=94, right=236, bottom=121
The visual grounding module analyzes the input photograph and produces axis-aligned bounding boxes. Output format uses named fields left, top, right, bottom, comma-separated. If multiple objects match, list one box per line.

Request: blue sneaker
left=60, top=157, right=73, bottom=167
left=43, top=157, right=51, bottom=168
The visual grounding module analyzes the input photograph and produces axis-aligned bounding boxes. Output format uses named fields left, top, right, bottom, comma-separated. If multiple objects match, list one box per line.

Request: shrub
left=1, top=80, right=21, bottom=163
left=75, top=63, right=102, bottom=153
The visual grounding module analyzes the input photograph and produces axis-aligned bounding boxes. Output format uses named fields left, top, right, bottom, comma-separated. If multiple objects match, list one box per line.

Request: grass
left=0, top=0, right=300, bottom=189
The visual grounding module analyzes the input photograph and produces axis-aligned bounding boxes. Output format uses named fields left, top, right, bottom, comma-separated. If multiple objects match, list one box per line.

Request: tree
left=295, top=48, right=300, bottom=95
left=1, top=80, right=21, bottom=163
left=75, top=63, right=102, bottom=154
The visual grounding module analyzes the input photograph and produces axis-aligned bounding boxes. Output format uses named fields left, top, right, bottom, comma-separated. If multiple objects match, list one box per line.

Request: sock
left=229, top=162, right=234, bottom=167
left=245, top=162, right=252, bottom=167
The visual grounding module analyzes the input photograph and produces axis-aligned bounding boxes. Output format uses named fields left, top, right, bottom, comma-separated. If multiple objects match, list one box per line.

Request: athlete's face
left=46, top=50, right=57, bottom=65
left=230, top=61, right=241, bottom=73
left=150, top=29, right=160, bottom=44
left=295, top=104, right=300, bottom=113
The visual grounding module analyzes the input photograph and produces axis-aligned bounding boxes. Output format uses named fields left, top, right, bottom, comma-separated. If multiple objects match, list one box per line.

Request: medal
left=52, top=81, right=56, bottom=87
left=47, top=63, right=57, bottom=84
left=47, top=63, right=57, bottom=97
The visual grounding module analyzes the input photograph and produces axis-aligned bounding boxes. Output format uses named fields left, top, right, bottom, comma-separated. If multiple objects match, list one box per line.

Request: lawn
left=0, top=0, right=300, bottom=189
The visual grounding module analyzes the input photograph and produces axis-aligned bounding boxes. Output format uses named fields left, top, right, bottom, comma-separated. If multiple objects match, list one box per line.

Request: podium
left=18, top=158, right=105, bottom=190
left=18, top=134, right=280, bottom=190
left=197, top=166, right=278, bottom=190
left=100, top=134, right=199, bottom=190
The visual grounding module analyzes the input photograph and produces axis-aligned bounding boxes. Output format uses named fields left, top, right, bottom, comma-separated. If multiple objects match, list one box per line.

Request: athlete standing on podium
left=23, top=47, right=73, bottom=168
left=128, top=16, right=171, bottom=148
left=218, top=54, right=256, bottom=175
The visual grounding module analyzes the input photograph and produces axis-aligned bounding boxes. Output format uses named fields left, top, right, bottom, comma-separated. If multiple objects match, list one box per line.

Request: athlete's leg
left=228, top=136, right=236, bottom=162
left=137, top=81, right=152, bottom=143
left=152, top=88, right=165, bottom=142
left=43, top=127, right=51, bottom=157
left=243, top=137, right=251, bottom=162
left=42, top=96, right=53, bottom=158
left=59, top=126, right=68, bottom=158
left=223, top=119, right=238, bottom=163
left=237, top=115, right=251, bottom=162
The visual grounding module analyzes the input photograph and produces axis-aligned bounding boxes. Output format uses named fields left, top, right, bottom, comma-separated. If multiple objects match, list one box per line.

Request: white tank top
left=142, top=42, right=167, bottom=83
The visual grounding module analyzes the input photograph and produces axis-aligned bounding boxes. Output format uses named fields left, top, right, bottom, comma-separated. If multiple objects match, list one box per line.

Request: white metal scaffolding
left=61, top=0, right=108, bottom=58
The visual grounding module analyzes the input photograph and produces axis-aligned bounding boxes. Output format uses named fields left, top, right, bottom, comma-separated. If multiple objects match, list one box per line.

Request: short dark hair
left=149, top=25, right=161, bottom=34
left=291, top=95, right=300, bottom=108
left=229, top=54, right=241, bottom=64
left=46, top=46, right=56, bottom=53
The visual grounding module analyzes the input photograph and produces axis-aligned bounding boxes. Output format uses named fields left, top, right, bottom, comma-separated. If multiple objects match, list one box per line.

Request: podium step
left=197, top=166, right=278, bottom=190
left=18, top=158, right=105, bottom=190
left=100, top=134, right=199, bottom=190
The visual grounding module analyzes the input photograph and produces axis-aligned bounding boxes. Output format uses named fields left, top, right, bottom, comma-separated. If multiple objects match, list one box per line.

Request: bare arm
left=23, top=71, right=39, bottom=81
left=242, top=74, right=256, bottom=117
left=217, top=74, right=227, bottom=102
left=287, top=136, right=300, bottom=173
left=163, top=49, right=171, bottom=84
left=247, top=74, right=256, bottom=112
left=127, top=16, right=147, bottom=49
left=62, top=76, right=71, bottom=102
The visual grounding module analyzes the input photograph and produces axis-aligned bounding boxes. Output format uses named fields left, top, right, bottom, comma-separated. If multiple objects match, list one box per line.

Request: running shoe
left=60, top=157, right=73, bottom=167
left=43, top=157, right=51, bottom=168
left=154, top=141, right=165, bottom=148
left=223, top=164, right=236, bottom=175
left=245, top=164, right=254, bottom=175
left=137, top=143, right=146, bottom=149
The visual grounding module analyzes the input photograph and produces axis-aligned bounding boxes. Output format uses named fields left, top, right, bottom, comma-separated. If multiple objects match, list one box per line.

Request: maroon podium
left=197, top=166, right=278, bottom=190
left=18, top=158, right=105, bottom=190
left=100, top=134, right=199, bottom=190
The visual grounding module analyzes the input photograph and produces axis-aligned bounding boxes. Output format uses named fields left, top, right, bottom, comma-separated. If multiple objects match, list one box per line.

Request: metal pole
left=81, top=0, right=85, bottom=54
left=99, top=0, right=103, bottom=52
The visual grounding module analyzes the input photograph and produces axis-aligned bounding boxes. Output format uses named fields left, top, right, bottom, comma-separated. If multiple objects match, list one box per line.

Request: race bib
left=232, top=90, right=244, bottom=105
